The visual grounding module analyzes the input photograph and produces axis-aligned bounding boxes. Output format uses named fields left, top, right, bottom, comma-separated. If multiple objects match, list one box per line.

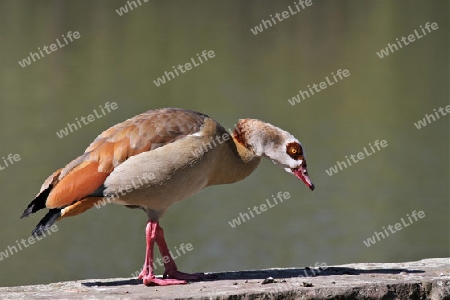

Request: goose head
left=234, top=119, right=315, bottom=191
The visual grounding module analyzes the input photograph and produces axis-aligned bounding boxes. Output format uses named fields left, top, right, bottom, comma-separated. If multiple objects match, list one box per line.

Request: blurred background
left=0, top=0, right=448, bottom=287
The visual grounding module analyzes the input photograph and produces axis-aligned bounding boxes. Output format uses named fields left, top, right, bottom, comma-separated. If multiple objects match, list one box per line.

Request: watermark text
left=363, top=210, right=425, bottom=247
left=288, top=69, right=350, bottom=106
left=18, top=31, right=80, bottom=68
left=229, top=191, right=290, bottom=228
left=153, top=50, right=215, bottom=87
left=115, top=0, right=149, bottom=16
left=0, top=225, right=58, bottom=262
left=325, top=140, right=387, bottom=176
left=0, top=153, right=21, bottom=172
left=94, top=172, right=156, bottom=209
left=414, top=104, right=450, bottom=129
left=55, top=102, right=118, bottom=139
left=131, top=242, right=194, bottom=277
left=376, top=22, right=438, bottom=58
left=250, top=0, right=313, bottom=35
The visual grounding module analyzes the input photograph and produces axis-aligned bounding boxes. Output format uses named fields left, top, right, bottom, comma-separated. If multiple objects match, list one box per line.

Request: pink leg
left=137, top=220, right=187, bottom=286
left=155, top=223, right=215, bottom=281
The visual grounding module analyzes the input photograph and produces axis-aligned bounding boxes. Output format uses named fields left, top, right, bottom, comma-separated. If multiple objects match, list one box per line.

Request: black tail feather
left=20, top=187, right=52, bottom=219
left=31, top=209, right=61, bottom=237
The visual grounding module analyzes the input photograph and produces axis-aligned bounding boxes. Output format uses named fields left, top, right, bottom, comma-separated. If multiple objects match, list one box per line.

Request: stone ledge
left=1, top=258, right=449, bottom=299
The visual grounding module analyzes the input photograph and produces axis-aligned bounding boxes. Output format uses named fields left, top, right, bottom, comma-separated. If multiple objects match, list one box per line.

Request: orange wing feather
left=59, top=197, right=105, bottom=218
left=46, top=161, right=108, bottom=209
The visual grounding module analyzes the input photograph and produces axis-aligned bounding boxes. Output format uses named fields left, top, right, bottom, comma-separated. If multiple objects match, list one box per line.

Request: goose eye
left=286, top=142, right=303, bottom=160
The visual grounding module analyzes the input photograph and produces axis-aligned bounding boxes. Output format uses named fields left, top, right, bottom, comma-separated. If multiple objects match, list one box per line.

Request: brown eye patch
left=286, top=142, right=303, bottom=160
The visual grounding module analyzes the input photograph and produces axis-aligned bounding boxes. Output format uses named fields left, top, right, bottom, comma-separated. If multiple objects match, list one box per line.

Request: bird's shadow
left=81, top=266, right=424, bottom=287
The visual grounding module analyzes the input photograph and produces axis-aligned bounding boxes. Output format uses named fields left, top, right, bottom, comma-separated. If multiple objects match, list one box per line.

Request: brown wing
left=43, top=108, right=210, bottom=209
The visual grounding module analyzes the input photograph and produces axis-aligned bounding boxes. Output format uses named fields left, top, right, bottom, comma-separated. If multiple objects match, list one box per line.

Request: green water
left=0, top=0, right=448, bottom=287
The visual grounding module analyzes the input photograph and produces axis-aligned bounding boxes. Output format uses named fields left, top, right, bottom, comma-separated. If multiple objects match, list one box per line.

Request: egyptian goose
left=21, top=108, right=314, bottom=286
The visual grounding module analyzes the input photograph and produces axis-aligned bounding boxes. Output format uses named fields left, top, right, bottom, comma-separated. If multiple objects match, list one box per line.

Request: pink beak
left=293, top=166, right=315, bottom=191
